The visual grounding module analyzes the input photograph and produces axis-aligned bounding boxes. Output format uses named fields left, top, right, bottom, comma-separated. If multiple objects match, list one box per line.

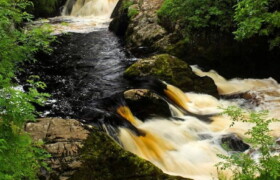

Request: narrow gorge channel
left=21, top=1, right=280, bottom=180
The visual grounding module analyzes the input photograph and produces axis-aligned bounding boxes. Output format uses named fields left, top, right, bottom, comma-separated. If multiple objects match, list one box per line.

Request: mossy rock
left=124, top=54, right=218, bottom=96
left=70, top=130, right=188, bottom=180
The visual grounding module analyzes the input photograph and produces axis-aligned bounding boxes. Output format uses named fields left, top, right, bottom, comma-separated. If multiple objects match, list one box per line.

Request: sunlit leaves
left=0, top=0, right=54, bottom=179
left=234, top=0, right=280, bottom=48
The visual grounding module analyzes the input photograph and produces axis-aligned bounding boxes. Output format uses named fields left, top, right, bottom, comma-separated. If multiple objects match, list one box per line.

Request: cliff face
left=110, top=0, right=280, bottom=81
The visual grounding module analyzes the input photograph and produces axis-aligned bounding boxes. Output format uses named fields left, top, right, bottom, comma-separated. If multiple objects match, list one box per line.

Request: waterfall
left=62, top=0, right=118, bottom=17
left=105, top=69, right=280, bottom=180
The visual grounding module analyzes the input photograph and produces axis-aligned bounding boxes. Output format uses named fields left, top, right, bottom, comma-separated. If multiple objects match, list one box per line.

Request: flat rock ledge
left=25, top=118, right=89, bottom=180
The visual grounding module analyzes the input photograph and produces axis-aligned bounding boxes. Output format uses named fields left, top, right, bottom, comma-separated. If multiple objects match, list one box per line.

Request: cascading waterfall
left=62, top=0, right=118, bottom=17
left=109, top=71, right=280, bottom=180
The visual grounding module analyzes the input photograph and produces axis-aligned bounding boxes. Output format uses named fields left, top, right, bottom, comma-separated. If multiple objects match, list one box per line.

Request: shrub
left=216, top=106, right=280, bottom=180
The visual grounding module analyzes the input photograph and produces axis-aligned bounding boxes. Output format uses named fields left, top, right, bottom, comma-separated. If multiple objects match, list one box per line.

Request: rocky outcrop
left=110, top=0, right=280, bottom=82
left=25, top=118, right=89, bottom=179
left=26, top=118, right=189, bottom=180
left=124, top=54, right=218, bottom=96
left=109, top=0, right=169, bottom=55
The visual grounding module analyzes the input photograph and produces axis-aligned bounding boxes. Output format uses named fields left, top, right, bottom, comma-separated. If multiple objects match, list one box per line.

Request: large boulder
left=26, top=118, right=189, bottom=180
left=124, top=54, right=218, bottom=96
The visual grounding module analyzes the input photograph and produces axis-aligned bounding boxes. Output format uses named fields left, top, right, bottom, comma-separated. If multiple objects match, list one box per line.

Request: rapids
left=23, top=1, right=280, bottom=180
left=118, top=68, right=280, bottom=180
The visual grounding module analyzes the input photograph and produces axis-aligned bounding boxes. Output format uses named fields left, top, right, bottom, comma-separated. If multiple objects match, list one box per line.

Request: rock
left=70, top=129, right=189, bottom=180
left=31, top=0, right=67, bottom=18
left=109, top=0, right=169, bottom=54
left=110, top=0, right=280, bottom=82
left=109, top=0, right=130, bottom=36
left=124, top=54, right=218, bottom=96
left=124, top=89, right=172, bottom=120
left=26, top=118, right=190, bottom=180
left=25, top=118, right=89, bottom=179
left=221, top=134, right=250, bottom=152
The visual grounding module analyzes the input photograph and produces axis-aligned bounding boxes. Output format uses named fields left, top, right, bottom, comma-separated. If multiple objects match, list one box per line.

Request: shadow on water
left=20, top=29, right=136, bottom=118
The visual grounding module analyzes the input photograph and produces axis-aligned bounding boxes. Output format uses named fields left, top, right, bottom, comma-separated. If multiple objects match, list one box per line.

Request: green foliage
left=158, top=0, right=279, bottom=48
left=128, top=7, right=139, bottom=18
left=216, top=106, right=280, bottom=180
left=234, top=0, right=280, bottom=48
left=0, top=0, right=54, bottom=179
left=158, top=0, right=236, bottom=35
left=122, top=0, right=134, bottom=10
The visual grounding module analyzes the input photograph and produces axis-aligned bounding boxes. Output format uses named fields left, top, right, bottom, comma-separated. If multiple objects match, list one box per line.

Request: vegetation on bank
left=158, top=0, right=280, bottom=49
left=0, top=0, right=54, bottom=179
left=217, top=107, right=280, bottom=180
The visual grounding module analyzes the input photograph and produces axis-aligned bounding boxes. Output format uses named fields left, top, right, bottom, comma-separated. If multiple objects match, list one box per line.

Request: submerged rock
left=26, top=118, right=189, bottom=180
left=124, top=54, right=218, bottom=96
left=221, top=134, right=250, bottom=152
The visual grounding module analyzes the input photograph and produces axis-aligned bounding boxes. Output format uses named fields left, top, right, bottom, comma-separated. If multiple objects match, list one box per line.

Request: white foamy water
left=33, top=0, right=118, bottom=35
left=117, top=67, right=280, bottom=180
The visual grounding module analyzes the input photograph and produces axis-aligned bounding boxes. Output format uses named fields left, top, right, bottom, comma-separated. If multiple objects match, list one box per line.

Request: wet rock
left=124, top=89, right=172, bottom=120
left=221, top=134, right=250, bottom=152
left=25, top=118, right=90, bottom=179
left=124, top=54, right=218, bottom=96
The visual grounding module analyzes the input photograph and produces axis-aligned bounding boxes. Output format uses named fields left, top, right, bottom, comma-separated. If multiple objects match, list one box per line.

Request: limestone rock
left=25, top=118, right=89, bottom=179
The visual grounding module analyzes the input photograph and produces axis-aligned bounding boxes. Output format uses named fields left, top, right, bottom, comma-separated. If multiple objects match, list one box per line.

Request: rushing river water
left=22, top=1, right=280, bottom=180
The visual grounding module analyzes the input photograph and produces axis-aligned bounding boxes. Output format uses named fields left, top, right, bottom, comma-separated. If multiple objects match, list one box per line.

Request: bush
left=158, top=0, right=236, bottom=35
left=234, top=0, right=280, bottom=49
left=158, top=0, right=280, bottom=48
left=216, top=106, right=280, bottom=180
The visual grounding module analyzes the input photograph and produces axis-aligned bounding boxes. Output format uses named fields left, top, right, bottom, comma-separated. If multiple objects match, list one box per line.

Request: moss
left=124, top=54, right=193, bottom=91
left=166, top=39, right=189, bottom=58
left=70, top=130, right=188, bottom=180
left=124, top=54, right=218, bottom=96
left=128, top=7, right=139, bottom=18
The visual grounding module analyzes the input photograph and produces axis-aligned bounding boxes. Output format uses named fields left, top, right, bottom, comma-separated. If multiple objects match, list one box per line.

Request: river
left=21, top=0, right=280, bottom=179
